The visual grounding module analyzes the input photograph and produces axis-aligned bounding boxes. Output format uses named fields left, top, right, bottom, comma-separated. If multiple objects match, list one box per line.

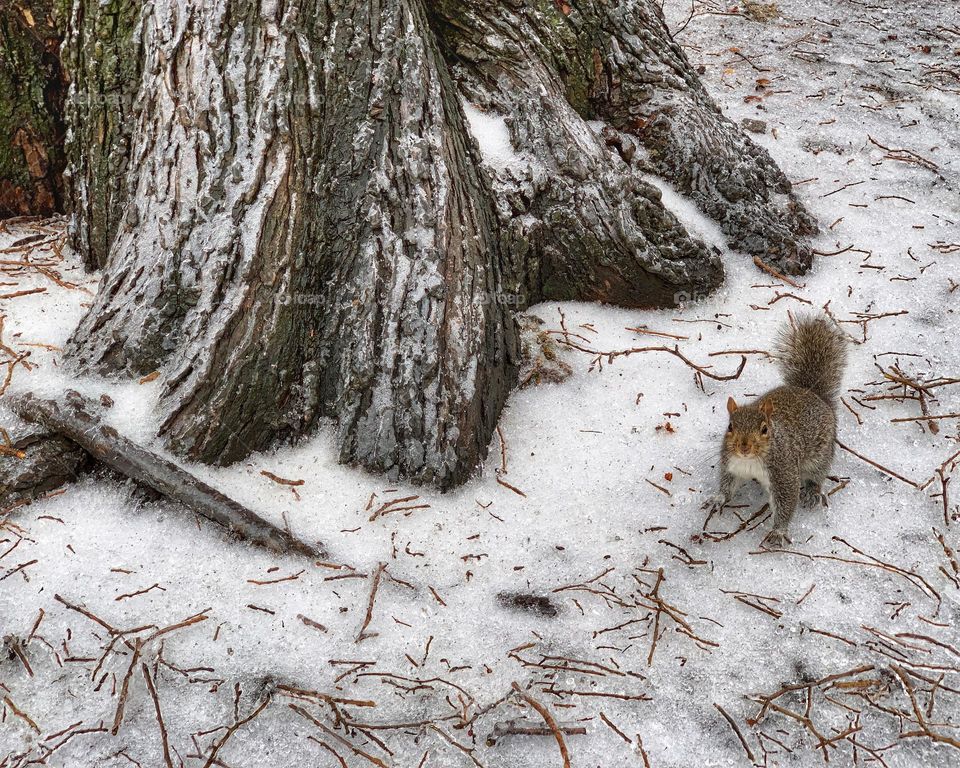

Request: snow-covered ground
left=2, top=1, right=959, bottom=766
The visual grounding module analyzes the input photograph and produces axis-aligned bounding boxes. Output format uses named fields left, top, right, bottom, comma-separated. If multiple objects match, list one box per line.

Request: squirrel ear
left=726, top=396, right=738, bottom=414
left=760, top=399, right=775, bottom=417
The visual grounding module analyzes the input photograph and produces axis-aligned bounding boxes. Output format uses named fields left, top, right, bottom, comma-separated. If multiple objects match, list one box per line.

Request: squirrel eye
left=727, top=424, right=733, bottom=433
left=761, top=424, right=768, bottom=435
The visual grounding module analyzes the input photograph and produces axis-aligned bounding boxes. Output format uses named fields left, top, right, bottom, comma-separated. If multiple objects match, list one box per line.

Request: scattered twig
left=836, top=439, right=921, bottom=488
left=356, top=563, right=387, bottom=643
left=511, top=682, right=571, bottom=768
left=141, top=663, right=175, bottom=768
left=714, top=703, right=755, bottom=763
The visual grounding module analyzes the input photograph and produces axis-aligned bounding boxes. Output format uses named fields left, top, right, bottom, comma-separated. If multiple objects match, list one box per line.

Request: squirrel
left=705, top=315, right=849, bottom=548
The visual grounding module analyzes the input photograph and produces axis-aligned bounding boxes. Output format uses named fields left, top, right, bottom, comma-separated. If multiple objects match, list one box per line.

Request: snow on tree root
left=432, top=0, right=816, bottom=274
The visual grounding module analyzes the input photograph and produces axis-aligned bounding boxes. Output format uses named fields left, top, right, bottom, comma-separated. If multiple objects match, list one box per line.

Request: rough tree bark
left=0, top=0, right=68, bottom=216
left=429, top=0, right=815, bottom=274
left=62, top=0, right=142, bottom=269
left=62, top=0, right=816, bottom=489
left=0, top=428, right=87, bottom=506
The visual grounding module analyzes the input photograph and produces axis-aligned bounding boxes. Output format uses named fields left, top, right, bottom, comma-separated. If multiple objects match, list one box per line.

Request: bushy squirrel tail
left=777, top=315, right=848, bottom=405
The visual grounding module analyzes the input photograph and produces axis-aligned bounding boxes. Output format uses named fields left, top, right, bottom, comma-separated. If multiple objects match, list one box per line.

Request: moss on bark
left=0, top=0, right=69, bottom=216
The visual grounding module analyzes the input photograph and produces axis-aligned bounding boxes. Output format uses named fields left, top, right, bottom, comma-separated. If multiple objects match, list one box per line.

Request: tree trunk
left=0, top=0, right=68, bottom=217
left=63, top=0, right=815, bottom=488
left=61, top=0, right=143, bottom=269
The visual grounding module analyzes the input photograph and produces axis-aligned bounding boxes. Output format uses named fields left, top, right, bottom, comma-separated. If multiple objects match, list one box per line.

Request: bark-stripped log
left=64, top=0, right=815, bottom=489
left=8, top=391, right=324, bottom=558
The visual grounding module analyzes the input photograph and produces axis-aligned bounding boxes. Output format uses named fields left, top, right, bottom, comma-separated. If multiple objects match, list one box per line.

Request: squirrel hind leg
left=800, top=480, right=828, bottom=509
left=800, top=459, right=832, bottom=509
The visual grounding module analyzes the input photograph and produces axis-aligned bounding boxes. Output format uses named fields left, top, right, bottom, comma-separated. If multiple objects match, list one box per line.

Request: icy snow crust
left=2, top=0, right=960, bottom=766
left=461, top=101, right=523, bottom=170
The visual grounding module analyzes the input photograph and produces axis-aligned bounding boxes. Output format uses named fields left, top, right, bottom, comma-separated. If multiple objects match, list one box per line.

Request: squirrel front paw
left=762, top=528, right=790, bottom=549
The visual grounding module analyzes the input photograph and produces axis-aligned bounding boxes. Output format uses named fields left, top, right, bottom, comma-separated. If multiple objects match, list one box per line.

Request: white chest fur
left=726, top=454, right=771, bottom=489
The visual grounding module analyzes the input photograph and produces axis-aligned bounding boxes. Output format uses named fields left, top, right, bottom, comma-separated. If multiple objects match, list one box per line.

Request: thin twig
left=511, top=682, right=571, bottom=768
left=356, top=562, right=386, bottom=643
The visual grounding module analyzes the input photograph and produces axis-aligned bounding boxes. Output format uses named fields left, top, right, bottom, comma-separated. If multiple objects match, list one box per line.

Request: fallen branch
left=7, top=391, right=323, bottom=558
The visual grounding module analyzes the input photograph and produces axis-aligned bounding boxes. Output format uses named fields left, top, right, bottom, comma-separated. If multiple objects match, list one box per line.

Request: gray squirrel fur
left=707, top=315, right=849, bottom=548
